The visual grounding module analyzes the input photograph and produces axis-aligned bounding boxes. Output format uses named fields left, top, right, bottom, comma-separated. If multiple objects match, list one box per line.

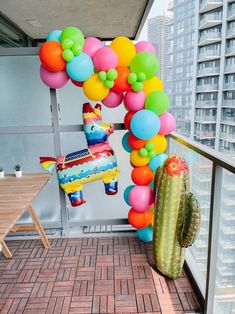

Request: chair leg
left=27, top=204, right=51, bottom=249
left=1, top=241, right=12, bottom=258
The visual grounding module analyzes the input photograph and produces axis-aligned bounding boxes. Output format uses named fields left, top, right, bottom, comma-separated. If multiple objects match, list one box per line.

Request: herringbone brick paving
left=0, top=236, right=201, bottom=313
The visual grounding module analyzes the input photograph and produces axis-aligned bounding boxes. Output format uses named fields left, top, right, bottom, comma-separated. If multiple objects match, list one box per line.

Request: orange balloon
left=128, top=133, right=147, bottom=150
left=39, top=41, right=66, bottom=72
left=131, top=166, right=154, bottom=185
left=112, top=66, right=131, bottom=93
left=128, top=208, right=153, bottom=229
left=124, top=111, right=135, bottom=130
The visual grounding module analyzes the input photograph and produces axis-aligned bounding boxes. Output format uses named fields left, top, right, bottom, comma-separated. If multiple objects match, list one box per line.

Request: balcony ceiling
left=0, top=0, right=153, bottom=40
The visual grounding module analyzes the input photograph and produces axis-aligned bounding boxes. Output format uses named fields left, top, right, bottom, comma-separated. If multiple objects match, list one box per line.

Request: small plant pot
left=0, top=171, right=4, bottom=179
left=15, top=170, right=22, bottom=178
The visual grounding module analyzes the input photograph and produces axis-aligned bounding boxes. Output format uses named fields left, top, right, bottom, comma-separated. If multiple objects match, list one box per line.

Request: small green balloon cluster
left=139, top=142, right=156, bottom=158
left=98, top=68, right=118, bottom=88
left=61, top=27, right=85, bottom=62
left=128, top=72, right=146, bottom=92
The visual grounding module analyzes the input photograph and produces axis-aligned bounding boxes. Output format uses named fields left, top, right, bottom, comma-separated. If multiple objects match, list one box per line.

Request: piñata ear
left=94, top=103, right=102, bottom=120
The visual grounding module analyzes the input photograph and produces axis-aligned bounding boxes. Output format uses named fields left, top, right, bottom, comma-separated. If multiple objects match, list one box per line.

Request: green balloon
left=107, top=69, right=117, bottom=81
left=62, top=49, right=74, bottom=62
left=72, top=43, right=82, bottom=56
left=130, top=51, right=159, bottom=80
left=148, top=150, right=156, bottom=158
left=139, top=148, right=148, bottom=157
left=104, top=79, right=114, bottom=88
left=137, top=72, right=146, bottom=82
left=62, top=38, right=73, bottom=50
left=132, top=82, right=143, bottom=92
left=128, top=73, right=137, bottom=84
left=98, top=71, right=107, bottom=81
left=61, top=26, right=84, bottom=49
left=145, top=91, right=170, bottom=115
left=145, top=142, right=154, bottom=151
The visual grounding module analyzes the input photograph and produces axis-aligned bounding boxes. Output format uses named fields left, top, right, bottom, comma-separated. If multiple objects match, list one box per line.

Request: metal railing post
left=50, top=88, right=69, bottom=237
left=205, top=163, right=223, bottom=313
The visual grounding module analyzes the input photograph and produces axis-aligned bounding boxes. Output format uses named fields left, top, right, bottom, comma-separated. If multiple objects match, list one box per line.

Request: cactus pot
left=15, top=170, right=22, bottom=178
left=0, top=171, right=4, bottom=179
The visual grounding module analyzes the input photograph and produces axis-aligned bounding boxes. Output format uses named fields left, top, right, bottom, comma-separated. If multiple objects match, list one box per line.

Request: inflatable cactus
left=153, top=155, right=201, bottom=279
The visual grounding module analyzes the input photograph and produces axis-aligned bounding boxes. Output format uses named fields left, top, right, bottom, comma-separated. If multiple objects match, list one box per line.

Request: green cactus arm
left=179, top=192, right=201, bottom=248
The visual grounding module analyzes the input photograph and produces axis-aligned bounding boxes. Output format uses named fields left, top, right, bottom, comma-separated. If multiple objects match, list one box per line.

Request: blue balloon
left=137, top=226, right=153, bottom=242
left=47, top=30, right=62, bottom=42
left=149, top=153, right=168, bottom=171
left=124, top=185, right=135, bottom=205
left=130, top=110, right=160, bottom=140
left=66, top=53, right=94, bottom=82
left=122, top=132, right=132, bottom=153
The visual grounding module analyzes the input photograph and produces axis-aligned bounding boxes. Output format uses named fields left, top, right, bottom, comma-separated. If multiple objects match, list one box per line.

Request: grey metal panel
left=205, top=163, right=223, bottom=314
left=0, top=126, right=53, bottom=134
left=0, top=47, right=39, bottom=55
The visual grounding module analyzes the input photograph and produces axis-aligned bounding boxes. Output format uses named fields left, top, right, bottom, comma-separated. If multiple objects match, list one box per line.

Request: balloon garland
left=39, top=26, right=176, bottom=242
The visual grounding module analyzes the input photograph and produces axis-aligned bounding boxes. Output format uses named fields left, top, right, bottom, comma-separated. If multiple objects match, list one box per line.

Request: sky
left=139, top=0, right=171, bottom=40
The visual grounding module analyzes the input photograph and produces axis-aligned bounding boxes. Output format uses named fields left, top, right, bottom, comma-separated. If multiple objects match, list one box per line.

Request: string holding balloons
left=39, top=26, right=176, bottom=242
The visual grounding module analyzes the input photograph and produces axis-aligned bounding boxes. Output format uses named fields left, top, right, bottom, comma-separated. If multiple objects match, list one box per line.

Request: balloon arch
left=39, top=26, right=176, bottom=242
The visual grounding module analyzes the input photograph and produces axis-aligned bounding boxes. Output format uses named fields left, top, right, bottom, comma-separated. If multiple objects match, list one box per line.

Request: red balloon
left=124, top=111, right=135, bottom=130
left=131, top=166, right=154, bottom=185
left=128, top=208, right=152, bottom=229
left=71, top=79, right=84, bottom=87
left=112, top=66, right=132, bottom=93
left=128, top=133, right=147, bottom=150
left=39, top=41, right=66, bottom=72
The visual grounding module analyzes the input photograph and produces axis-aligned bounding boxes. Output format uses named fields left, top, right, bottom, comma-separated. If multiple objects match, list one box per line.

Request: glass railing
left=220, top=131, right=235, bottom=140
left=224, top=81, right=235, bottom=90
left=194, top=130, right=216, bottom=137
left=195, top=115, right=217, bottom=122
left=221, top=116, right=235, bottom=123
left=223, top=99, right=235, bottom=107
left=168, top=132, right=235, bottom=314
left=228, top=7, right=235, bottom=19
left=227, top=26, right=235, bottom=37
left=198, top=49, right=221, bottom=59
left=226, top=46, right=235, bottom=55
left=199, top=32, right=221, bottom=44
left=200, top=13, right=222, bottom=27
left=197, top=83, right=219, bottom=91
left=196, top=100, right=218, bottom=107
left=197, top=67, right=220, bottom=76
left=225, top=63, right=235, bottom=72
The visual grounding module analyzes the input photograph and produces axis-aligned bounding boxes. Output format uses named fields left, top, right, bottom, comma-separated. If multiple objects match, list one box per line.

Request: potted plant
left=14, top=164, right=22, bottom=178
left=0, top=166, right=4, bottom=179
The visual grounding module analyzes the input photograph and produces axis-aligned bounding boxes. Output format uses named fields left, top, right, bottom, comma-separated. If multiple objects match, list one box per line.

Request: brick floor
left=0, top=237, right=201, bottom=313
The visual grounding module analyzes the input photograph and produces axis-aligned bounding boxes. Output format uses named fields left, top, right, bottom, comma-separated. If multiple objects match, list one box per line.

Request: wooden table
left=0, top=173, right=51, bottom=258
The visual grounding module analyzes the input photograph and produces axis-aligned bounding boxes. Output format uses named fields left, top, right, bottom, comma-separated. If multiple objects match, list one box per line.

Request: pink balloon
left=40, top=65, right=69, bottom=89
left=102, top=91, right=123, bottom=108
left=159, top=112, right=176, bottom=135
left=129, top=186, right=154, bottom=212
left=124, top=91, right=146, bottom=112
left=135, top=41, right=156, bottom=54
left=93, top=47, right=118, bottom=71
left=83, top=37, right=103, bottom=58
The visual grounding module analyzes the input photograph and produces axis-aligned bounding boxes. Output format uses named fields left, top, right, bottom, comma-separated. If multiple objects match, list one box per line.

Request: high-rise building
left=166, top=0, right=195, bottom=137
left=166, top=0, right=235, bottom=311
left=147, top=15, right=172, bottom=89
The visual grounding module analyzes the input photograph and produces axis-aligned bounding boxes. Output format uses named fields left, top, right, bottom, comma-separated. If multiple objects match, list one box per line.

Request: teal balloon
left=66, top=52, right=94, bottom=82
left=46, top=30, right=62, bottom=42
left=130, top=51, right=159, bottom=80
left=137, top=226, right=153, bottom=242
left=124, top=185, right=135, bottom=205
left=122, top=132, right=132, bottom=153
left=149, top=153, right=168, bottom=171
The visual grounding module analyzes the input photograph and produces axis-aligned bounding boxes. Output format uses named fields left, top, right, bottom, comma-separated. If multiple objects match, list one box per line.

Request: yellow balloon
left=110, top=36, right=136, bottom=67
left=148, top=135, right=167, bottom=154
left=83, top=73, right=109, bottom=101
left=143, top=77, right=163, bottom=96
left=130, top=150, right=150, bottom=167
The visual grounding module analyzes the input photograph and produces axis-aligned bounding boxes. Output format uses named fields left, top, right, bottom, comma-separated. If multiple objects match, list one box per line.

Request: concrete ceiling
left=0, top=0, right=153, bottom=40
